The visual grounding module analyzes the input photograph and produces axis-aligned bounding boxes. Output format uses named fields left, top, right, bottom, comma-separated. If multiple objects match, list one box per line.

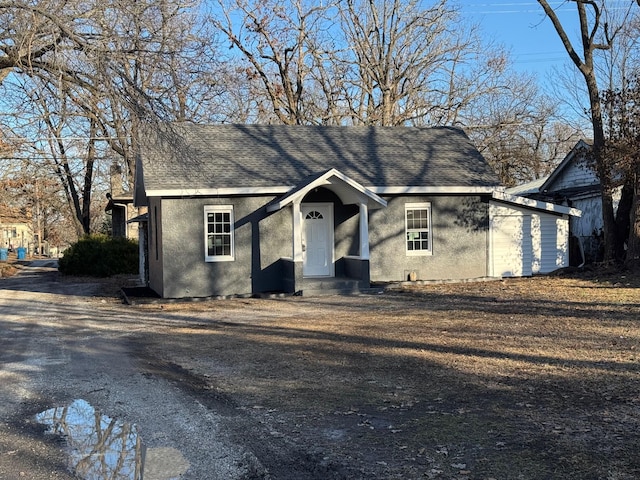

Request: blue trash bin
left=17, top=247, right=26, bottom=260
left=0, top=248, right=7, bottom=261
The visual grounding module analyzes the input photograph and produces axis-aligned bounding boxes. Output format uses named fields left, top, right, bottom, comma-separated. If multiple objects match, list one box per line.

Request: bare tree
left=0, top=0, right=73, bottom=84
left=602, top=78, right=640, bottom=269
left=339, top=0, right=492, bottom=126
left=537, top=0, right=638, bottom=262
left=469, top=82, right=585, bottom=186
left=211, top=0, right=338, bottom=124
left=16, top=76, right=105, bottom=236
left=212, top=0, right=543, bottom=132
left=51, top=0, right=225, bottom=179
left=0, top=157, right=73, bottom=249
left=1, top=0, right=228, bottom=236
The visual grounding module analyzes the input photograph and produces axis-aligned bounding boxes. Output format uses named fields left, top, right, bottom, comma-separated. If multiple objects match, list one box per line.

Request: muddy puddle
left=35, top=399, right=189, bottom=479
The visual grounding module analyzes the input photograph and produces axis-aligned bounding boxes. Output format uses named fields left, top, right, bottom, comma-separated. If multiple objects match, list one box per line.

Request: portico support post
left=359, top=203, right=370, bottom=260
left=293, top=201, right=303, bottom=262
left=292, top=201, right=304, bottom=292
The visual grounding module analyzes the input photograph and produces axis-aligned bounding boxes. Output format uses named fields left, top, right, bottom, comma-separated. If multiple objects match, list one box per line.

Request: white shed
left=490, top=191, right=581, bottom=278
left=508, top=140, right=622, bottom=264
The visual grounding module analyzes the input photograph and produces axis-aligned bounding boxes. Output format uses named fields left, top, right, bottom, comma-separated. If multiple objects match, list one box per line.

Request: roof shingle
left=138, top=123, right=499, bottom=191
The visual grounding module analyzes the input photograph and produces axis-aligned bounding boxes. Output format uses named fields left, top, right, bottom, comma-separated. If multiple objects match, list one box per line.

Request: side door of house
left=301, top=203, right=334, bottom=277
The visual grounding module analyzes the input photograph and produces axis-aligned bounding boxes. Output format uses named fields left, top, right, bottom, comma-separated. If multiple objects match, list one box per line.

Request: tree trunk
left=600, top=187, right=619, bottom=263
left=615, top=182, right=634, bottom=260
left=625, top=174, right=640, bottom=270
left=537, top=0, right=620, bottom=263
left=591, top=127, right=619, bottom=263
left=80, top=120, right=97, bottom=235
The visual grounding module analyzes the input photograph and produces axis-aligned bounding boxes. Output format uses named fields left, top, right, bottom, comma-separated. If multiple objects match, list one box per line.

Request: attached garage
left=490, top=192, right=580, bottom=278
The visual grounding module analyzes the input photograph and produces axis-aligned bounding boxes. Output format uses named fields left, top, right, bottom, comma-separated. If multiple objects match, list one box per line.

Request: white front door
left=302, top=203, right=334, bottom=277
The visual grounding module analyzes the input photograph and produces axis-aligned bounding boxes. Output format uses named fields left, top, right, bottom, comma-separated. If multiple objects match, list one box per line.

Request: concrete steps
left=301, top=277, right=369, bottom=296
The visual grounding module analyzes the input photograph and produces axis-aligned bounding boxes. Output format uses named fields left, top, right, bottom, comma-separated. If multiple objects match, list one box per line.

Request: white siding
left=490, top=204, right=532, bottom=277
left=538, top=215, right=568, bottom=273
left=571, top=196, right=602, bottom=238
left=556, top=218, right=569, bottom=270
left=548, top=157, right=599, bottom=191
left=490, top=202, right=571, bottom=277
left=570, top=195, right=605, bottom=264
left=531, top=215, right=541, bottom=273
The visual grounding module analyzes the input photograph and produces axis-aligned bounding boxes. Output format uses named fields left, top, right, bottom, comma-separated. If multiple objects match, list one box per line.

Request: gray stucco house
left=134, top=123, right=577, bottom=298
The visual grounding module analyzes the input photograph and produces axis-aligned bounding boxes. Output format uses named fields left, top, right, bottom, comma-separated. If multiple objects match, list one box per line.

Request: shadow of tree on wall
left=139, top=123, right=499, bottom=193
left=452, top=196, right=489, bottom=232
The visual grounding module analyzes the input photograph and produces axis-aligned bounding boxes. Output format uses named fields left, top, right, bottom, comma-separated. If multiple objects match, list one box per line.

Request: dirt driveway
left=1, top=263, right=640, bottom=479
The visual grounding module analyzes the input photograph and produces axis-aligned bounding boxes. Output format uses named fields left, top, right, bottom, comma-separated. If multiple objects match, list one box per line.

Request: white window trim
left=204, top=205, right=235, bottom=262
left=405, top=202, right=433, bottom=256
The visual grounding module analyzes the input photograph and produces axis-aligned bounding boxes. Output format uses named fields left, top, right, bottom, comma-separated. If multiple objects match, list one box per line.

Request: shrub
left=58, top=234, right=138, bottom=277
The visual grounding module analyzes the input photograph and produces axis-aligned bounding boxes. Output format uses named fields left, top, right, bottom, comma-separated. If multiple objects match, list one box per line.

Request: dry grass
left=134, top=272, right=640, bottom=479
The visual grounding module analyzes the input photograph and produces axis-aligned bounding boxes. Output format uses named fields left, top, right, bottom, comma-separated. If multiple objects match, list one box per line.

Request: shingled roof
left=137, top=123, right=500, bottom=195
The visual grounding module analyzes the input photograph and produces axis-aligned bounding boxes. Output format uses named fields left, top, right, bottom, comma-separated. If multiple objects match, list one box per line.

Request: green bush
left=58, top=234, right=139, bottom=277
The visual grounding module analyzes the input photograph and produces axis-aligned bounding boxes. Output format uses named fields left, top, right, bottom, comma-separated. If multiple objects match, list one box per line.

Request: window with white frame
left=405, top=203, right=432, bottom=255
left=204, top=205, right=234, bottom=261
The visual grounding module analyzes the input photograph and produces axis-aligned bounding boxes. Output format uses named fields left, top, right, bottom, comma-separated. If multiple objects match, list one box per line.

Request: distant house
left=508, top=140, right=617, bottom=265
left=105, top=163, right=147, bottom=284
left=105, top=164, right=141, bottom=240
left=133, top=123, right=580, bottom=298
left=0, top=206, right=33, bottom=252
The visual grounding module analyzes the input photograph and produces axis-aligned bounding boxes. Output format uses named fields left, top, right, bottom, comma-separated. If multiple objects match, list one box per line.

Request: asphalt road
left=0, top=262, right=256, bottom=480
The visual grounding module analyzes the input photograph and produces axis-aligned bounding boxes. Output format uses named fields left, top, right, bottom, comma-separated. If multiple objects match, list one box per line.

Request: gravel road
left=5, top=262, right=639, bottom=480
left=0, top=262, right=258, bottom=480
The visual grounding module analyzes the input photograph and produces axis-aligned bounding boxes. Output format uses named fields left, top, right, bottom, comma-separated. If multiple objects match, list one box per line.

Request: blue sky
left=460, top=1, right=581, bottom=83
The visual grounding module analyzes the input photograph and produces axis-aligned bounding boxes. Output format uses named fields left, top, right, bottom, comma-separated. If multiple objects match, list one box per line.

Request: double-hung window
left=204, top=205, right=234, bottom=261
left=405, top=203, right=432, bottom=255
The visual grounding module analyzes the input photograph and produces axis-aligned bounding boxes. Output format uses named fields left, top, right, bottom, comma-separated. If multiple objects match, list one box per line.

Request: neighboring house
left=0, top=206, right=33, bottom=252
left=134, top=123, right=580, bottom=298
left=105, top=164, right=141, bottom=241
left=508, top=140, right=617, bottom=265
left=105, top=163, right=148, bottom=284
left=105, top=192, right=135, bottom=237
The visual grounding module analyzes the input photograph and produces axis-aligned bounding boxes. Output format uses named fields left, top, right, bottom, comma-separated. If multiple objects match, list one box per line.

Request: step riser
left=301, top=279, right=367, bottom=296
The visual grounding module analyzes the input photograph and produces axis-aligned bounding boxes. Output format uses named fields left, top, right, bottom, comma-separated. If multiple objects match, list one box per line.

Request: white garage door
left=491, top=214, right=532, bottom=277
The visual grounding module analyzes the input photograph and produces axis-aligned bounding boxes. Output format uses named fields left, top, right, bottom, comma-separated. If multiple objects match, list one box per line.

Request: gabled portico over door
left=302, top=203, right=334, bottom=277
left=266, top=168, right=387, bottom=293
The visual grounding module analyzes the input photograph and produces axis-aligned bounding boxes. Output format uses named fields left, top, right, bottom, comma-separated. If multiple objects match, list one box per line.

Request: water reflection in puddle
left=35, top=399, right=189, bottom=480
